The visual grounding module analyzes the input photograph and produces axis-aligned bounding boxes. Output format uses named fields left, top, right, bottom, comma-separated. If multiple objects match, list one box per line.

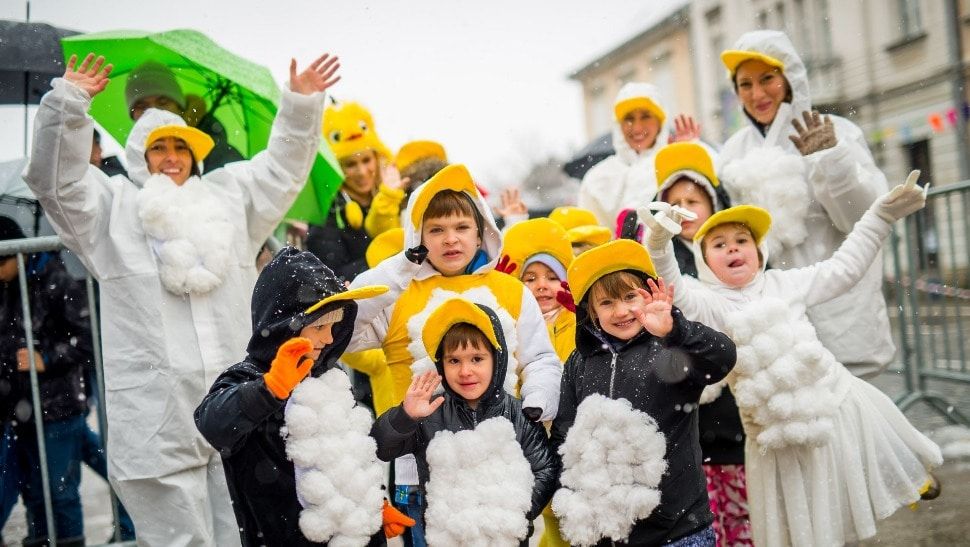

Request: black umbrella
left=0, top=20, right=79, bottom=105
left=563, top=131, right=614, bottom=179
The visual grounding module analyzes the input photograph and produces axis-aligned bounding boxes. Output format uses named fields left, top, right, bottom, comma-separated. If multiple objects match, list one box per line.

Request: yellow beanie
left=548, top=206, right=599, bottom=231
left=366, top=228, right=405, bottom=268
left=323, top=101, right=392, bottom=161
left=501, top=218, right=573, bottom=275
left=396, top=140, right=447, bottom=172
left=567, top=239, right=656, bottom=305
left=693, top=205, right=772, bottom=245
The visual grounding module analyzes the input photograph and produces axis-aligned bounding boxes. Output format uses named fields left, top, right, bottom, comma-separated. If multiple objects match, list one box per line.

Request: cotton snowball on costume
left=552, top=394, right=667, bottom=546
left=284, top=369, right=383, bottom=545
left=424, top=417, right=534, bottom=546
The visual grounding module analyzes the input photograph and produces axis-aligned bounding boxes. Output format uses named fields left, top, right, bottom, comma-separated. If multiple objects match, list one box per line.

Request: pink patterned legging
left=704, top=464, right=753, bottom=546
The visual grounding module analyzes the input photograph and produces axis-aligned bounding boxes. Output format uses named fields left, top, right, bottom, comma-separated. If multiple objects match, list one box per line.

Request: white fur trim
left=136, top=174, right=235, bottom=295
left=406, top=286, right=519, bottom=395
left=284, top=369, right=383, bottom=545
left=725, top=298, right=838, bottom=451
left=425, top=417, right=534, bottom=546
left=552, top=395, right=667, bottom=545
left=721, top=146, right=809, bottom=258
left=698, top=379, right=727, bottom=405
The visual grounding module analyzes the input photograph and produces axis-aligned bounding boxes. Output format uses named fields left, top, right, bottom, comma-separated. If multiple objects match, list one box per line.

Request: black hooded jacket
left=369, top=303, right=560, bottom=521
left=194, top=247, right=384, bottom=547
left=550, top=277, right=737, bottom=546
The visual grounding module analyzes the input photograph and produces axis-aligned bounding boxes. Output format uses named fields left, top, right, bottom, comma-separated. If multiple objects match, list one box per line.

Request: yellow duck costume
left=548, top=206, right=612, bottom=255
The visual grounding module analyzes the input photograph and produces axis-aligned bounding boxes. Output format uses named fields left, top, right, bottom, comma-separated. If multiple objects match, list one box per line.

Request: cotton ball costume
left=285, top=369, right=383, bottom=545
left=423, top=417, right=534, bottom=546
left=553, top=395, right=667, bottom=546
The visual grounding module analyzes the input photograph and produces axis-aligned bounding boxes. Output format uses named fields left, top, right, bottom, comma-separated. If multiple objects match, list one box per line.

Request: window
left=898, top=0, right=923, bottom=38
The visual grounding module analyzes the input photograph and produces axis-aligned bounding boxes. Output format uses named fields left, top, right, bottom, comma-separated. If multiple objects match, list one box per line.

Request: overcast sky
left=0, top=0, right=684, bottom=189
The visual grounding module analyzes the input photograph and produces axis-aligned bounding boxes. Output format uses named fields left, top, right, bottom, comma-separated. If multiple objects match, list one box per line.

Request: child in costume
left=194, top=247, right=392, bottom=546
left=370, top=297, right=559, bottom=546
left=644, top=172, right=943, bottom=546
left=651, top=142, right=750, bottom=545
left=551, top=239, right=737, bottom=546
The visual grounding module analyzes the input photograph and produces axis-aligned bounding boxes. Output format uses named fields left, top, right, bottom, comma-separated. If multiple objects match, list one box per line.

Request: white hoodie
left=718, top=30, right=893, bottom=374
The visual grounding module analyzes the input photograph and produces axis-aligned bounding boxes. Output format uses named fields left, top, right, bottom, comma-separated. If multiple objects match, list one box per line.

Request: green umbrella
left=61, top=29, right=342, bottom=224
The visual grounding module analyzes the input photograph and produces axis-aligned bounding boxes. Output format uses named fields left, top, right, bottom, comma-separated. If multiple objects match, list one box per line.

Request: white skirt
left=744, top=370, right=943, bottom=547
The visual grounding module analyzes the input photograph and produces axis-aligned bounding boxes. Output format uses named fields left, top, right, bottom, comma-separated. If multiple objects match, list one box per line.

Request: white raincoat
left=718, top=30, right=893, bottom=375
left=578, top=82, right=671, bottom=228
left=24, top=77, right=325, bottom=545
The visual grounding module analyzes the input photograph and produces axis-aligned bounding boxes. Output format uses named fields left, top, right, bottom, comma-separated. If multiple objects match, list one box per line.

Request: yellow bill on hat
left=655, top=142, right=719, bottom=190
left=366, top=228, right=405, bottom=269
left=501, top=218, right=573, bottom=275
left=720, top=49, right=785, bottom=76
left=549, top=206, right=599, bottom=231
left=566, top=225, right=612, bottom=247
left=692, top=205, right=772, bottom=245
left=409, top=164, right=480, bottom=230
left=567, top=239, right=656, bottom=305
left=422, top=298, right=501, bottom=359
left=303, top=285, right=389, bottom=315
left=144, top=125, right=215, bottom=162
left=614, top=96, right=666, bottom=126
left=396, top=140, right=447, bottom=173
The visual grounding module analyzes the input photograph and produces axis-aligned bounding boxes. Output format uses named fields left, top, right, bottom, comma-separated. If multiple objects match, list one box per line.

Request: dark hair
left=732, top=68, right=793, bottom=104
left=402, top=157, right=448, bottom=190
left=439, top=322, right=491, bottom=356
left=423, top=190, right=484, bottom=236
left=144, top=137, right=201, bottom=178
left=587, top=271, right=646, bottom=323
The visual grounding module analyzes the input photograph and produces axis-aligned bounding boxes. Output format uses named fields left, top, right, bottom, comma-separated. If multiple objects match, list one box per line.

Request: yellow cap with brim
left=692, top=205, right=772, bottom=245
left=501, top=218, right=573, bottom=275
left=144, top=125, right=215, bottom=162
left=365, top=228, right=405, bottom=269
left=396, top=140, right=447, bottom=173
left=566, top=225, right=612, bottom=247
left=549, top=206, right=599, bottom=231
left=614, top=96, right=666, bottom=126
left=422, top=298, right=501, bottom=359
left=720, top=50, right=785, bottom=76
left=303, top=285, right=389, bottom=315
left=409, top=164, right=480, bottom=230
left=567, top=239, right=656, bottom=305
left=655, top=142, right=719, bottom=190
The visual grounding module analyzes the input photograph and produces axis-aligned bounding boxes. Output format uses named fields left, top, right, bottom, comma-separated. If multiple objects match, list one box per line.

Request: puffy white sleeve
left=515, top=289, right=564, bottom=421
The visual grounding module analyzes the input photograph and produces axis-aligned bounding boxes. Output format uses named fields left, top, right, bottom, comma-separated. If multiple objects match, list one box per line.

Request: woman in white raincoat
left=577, top=82, right=700, bottom=229
left=718, top=30, right=893, bottom=377
left=23, top=53, right=339, bottom=546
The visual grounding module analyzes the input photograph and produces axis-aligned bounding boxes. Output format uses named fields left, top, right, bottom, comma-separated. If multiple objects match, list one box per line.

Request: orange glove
left=263, top=337, right=315, bottom=399
left=382, top=499, right=415, bottom=538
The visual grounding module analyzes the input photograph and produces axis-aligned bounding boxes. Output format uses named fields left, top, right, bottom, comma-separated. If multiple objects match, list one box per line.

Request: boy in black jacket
left=551, top=239, right=736, bottom=547
left=194, top=247, right=389, bottom=546
left=370, top=297, right=559, bottom=546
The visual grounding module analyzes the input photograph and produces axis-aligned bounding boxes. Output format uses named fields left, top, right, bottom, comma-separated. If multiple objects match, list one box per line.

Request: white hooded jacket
left=578, top=82, right=671, bottom=228
left=23, top=78, right=325, bottom=480
left=718, top=30, right=893, bottom=372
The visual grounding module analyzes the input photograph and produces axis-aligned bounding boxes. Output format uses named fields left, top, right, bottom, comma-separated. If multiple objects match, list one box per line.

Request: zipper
left=608, top=350, right=619, bottom=398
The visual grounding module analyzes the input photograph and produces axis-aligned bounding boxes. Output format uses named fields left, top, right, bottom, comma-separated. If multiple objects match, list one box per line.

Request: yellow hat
left=614, top=96, right=666, bottom=126
left=144, top=125, right=215, bottom=162
left=692, top=205, right=772, bottom=245
left=655, top=142, right=719, bottom=190
left=396, top=140, right=448, bottom=172
left=304, top=285, right=389, bottom=315
left=720, top=49, right=785, bottom=77
left=422, top=298, right=501, bottom=359
left=322, top=101, right=392, bottom=161
left=567, top=239, right=656, bottom=305
left=365, top=228, right=405, bottom=268
left=566, top=225, right=612, bottom=247
left=409, top=164, right=481, bottom=230
left=548, top=206, right=599, bottom=231
left=501, top=218, right=573, bottom=275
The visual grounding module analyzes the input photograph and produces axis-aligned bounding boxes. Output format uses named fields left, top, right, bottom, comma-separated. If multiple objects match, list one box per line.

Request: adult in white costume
left=718, top=30, right=893, bottom=377
left=24, top=53, right=339, bottom=546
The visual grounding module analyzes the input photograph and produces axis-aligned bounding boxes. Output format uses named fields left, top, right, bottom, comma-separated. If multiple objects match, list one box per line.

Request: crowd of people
left=0, top=28, right=945, bottom=547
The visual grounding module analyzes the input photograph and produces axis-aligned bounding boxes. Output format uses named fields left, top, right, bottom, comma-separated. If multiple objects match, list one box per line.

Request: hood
left=728, top=30, right=811, bottom=138
left=401, top=164, right=502, bottom=275
left=246, top=247, right=357, bottom=374
left=611, top=82, right=671, bottom=165
left=125, top=108, right=203, bottom=187
left=691, top=234, right=769, bottom=289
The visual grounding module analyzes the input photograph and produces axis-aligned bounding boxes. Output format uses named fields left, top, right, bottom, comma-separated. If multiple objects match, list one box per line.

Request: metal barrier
left=888, top=179, right=970, bottom=426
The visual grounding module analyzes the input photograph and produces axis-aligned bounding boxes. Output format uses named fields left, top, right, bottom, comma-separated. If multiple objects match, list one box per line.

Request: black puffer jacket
left=305, top=192, right=371, bottom=283
left=550, top=278, right=736, bottom=546
left=0, top=252, right=91, bottom=425
left=370, top=303, right=560, bottom=521
left=195, top=247, right=384, bottom=547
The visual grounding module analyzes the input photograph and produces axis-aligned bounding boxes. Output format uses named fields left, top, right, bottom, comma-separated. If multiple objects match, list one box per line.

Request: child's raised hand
left=263, top=337, right=315, bottom=399
left=632, top=277, right=674, bottom=338
left=403, top=370, right=444, bottom=420
left=873, top=169, right=928, bottom=223
left=63, top=54, right=113, bottom=98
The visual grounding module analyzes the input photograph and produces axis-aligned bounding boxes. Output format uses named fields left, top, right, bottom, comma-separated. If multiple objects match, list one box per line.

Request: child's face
left=521, top=262, right=562, bottom=314
left=421, top=213, right=481, bottom=277
left=589, top=284, right=645, bottom=341
left=703, top=224, right=761, bottom=288
left=663, top=179, right=713, bottom=241
left=298, top=320, right=335, bottom=362
left=441, top=342, right=493, bottom=408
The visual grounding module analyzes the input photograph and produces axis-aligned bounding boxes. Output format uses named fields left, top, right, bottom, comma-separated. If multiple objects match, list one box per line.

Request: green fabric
left=61, top=29, right=342, bottom=224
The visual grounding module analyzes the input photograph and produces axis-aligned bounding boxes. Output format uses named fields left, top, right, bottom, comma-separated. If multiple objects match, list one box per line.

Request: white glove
left=638, top=202, right=698, bottom=251
left=872, top=170, right=929, bottom=223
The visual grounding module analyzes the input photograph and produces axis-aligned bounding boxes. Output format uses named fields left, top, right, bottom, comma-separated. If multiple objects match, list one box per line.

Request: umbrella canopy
left=61, top=29, right=343, bottom=224
left=0, top=20, right=79, bottom=105
left=563, top=131, right=614, bottom=179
